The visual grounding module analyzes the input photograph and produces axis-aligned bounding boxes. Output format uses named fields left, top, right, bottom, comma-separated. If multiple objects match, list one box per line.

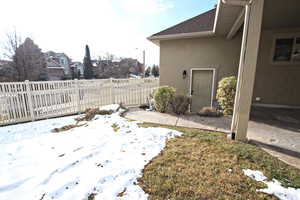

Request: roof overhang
left=148, top=31, right=215, bottom=45
left=214, top=1, right=245, bottom=37
left=148, top=0, right=250, bottom=45
left=222, top=0, right=251, bottom=6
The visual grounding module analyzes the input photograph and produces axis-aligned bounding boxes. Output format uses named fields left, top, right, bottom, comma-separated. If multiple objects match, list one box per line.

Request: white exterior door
left=191, top=70, right=214, bottom=112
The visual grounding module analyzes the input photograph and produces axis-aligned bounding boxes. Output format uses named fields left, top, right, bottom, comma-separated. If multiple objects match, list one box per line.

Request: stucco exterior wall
left=253, top=28, right=300, bottom=106
left=159, top=33, right=242, bottom=100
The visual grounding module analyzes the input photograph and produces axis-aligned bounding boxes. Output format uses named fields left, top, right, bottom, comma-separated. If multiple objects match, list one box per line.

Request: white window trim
left=271, top=33, right=300, bottom=66
left=189, top=68, right=216, bottom=108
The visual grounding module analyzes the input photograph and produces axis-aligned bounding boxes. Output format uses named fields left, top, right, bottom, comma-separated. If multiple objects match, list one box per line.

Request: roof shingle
left=151, top=8, right=216, bottom=37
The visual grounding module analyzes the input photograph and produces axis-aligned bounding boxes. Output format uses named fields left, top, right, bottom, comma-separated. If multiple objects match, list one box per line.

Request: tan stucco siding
left=159, top=34, right=242, bottom=99
left=253, top=29, right=300, bottom=106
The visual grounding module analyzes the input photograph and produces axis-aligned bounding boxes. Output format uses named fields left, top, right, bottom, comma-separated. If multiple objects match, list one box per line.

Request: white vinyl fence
left=0, top=78, right=159, bottom=126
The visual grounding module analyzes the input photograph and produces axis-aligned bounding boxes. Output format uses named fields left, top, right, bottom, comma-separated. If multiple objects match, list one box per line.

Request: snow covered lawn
left=0, top=105, right=181, bottom=200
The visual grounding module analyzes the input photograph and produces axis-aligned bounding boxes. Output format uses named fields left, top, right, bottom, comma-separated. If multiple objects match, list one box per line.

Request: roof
left=0, top=60, right=11, bottom=66
left=46, top=59, right=62, bottom=68
left=151, top=8, right=216, bottom=37
left=44, top=51, right=69, bottom=59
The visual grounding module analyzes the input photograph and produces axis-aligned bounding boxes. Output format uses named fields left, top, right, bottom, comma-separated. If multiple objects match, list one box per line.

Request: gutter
left=147, top=31, right=215, bottom=41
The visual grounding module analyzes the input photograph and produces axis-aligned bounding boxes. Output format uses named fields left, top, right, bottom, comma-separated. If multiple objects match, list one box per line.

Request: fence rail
left=0, top=78, right=159, bottom=126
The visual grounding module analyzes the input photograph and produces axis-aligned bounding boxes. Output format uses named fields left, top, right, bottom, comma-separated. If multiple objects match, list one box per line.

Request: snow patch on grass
left=0, top=105, right=181, bottom=200
left=243, top=169, right=300, bottom=200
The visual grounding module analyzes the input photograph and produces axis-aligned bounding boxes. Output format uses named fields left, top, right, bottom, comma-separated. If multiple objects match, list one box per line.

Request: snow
left=243, top=169, right=300, bottom=200
left=0, top=105, right=182, bottom=200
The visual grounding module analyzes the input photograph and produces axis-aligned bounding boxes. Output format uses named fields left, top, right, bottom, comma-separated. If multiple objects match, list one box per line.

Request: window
left=272, top=36, right=300, bottom=64
left=60, top=58, right=65, bottom=65
left=293, top=37, right=300, bottom=62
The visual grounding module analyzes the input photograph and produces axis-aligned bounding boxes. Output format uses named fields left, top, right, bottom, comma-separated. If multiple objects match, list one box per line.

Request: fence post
left=139, top=79, right=142, bottom=105
left=25, top=80, right=35, bottom=121
left=74, top=79, right=81, bottom=113
left=110, top=78, right=115, bottom=104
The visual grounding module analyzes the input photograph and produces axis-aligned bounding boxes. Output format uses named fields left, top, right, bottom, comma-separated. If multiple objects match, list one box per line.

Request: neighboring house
left=93, top=58, right=143, bottom=79
left=44, top=51, right=71, bottom=80
left=70, top=62, right=84, bottom=78
left=0, top=60, right=16, bottom=82
left=148, top=0, right=300, bottom=140
left=0, top=60, right=10, bottom=66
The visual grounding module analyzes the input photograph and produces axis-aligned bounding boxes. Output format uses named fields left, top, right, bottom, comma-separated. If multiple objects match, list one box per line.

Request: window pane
left=293, top=37, right=300, bottom=62
left=273, top=38, right=294, bottom=62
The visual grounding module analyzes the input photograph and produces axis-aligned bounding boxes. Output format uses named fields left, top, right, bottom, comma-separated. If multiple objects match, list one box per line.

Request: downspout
left=222, top=0, right=253, bottom=140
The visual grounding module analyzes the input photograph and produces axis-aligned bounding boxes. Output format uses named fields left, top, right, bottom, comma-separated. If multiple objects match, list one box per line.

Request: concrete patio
left=125, top=107, right=300, bottom=169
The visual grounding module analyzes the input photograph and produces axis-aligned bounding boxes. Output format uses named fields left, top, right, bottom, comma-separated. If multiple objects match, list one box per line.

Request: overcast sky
left=0, top=0, right=216, bottom=66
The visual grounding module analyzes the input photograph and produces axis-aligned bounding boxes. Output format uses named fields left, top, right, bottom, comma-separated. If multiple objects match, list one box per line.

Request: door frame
left=189, top=68, right=216, bottom=109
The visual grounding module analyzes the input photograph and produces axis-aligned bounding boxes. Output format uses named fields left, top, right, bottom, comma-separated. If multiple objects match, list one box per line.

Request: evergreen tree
left=151, top=65, right=159, bottom=77
left=83, top=45, right=94, bottom=79
left=145, top=67, right=151, bottom=77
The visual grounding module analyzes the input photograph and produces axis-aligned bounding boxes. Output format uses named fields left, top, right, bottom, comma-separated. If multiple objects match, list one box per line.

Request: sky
left=0, top=0, right=217, bottom=66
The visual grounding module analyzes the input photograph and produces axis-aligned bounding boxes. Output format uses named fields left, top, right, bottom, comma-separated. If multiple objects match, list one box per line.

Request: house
left=70, top=62, right=84, bottom=78
left=148, top=0, right=300, bottom=140
left=93, top=58, right=144, bottom=79
left=0, top=60, right=16, bottom=82
left=0, top=60, right=10, bottom=66
left=44, top=51, right=71, bottom=80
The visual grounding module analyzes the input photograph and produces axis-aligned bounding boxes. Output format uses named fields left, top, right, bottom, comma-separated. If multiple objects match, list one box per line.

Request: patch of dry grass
left=51, top=124, right=86, bottom=133
left=111, top=123, right=120, bottom=132
left=117, top=188, right=127, bottom=197
left=87, top=193, right=97, bottom=200
left=75, top=108, right=114, bottom=122
left=138, top=124, right=300, bottom=200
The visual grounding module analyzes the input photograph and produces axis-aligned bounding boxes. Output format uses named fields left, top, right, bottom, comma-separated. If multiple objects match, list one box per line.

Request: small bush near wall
left=198, top=107, right=222, bottom=117
left=154, top=86, right=176, bottom=113
left=216, top=76, right=237, bottom=115
left=170, top=95, right=191, bottom=115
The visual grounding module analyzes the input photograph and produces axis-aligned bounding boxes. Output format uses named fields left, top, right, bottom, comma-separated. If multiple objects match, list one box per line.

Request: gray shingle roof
left=151, top=9, right=216, bottom=37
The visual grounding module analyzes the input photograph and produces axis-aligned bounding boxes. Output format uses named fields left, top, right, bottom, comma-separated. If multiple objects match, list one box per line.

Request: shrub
left=216, top=76, right=237, bottom=115
left=170, top=95, right=191, bottom=115
left=154, top=86, right=176, bottom=113
left=197, top=106, right=222, bottom=117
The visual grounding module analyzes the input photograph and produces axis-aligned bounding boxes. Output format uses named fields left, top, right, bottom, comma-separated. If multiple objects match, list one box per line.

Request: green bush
left=170, top=94, right=191, bottom=115
left=154, top=86, right=176, bottom=113
left=216, top=76, right=237, bottom=115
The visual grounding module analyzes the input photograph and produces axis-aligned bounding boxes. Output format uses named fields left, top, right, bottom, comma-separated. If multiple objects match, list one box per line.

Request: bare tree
left=1, top=30, right=23, bottom=59
left=105, top=52, right=115, bottom=61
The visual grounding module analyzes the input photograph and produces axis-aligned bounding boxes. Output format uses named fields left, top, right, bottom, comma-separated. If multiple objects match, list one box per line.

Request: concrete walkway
left=125, top=108, right=232, bottom=133
left=125, top=108, right=300, bottom=169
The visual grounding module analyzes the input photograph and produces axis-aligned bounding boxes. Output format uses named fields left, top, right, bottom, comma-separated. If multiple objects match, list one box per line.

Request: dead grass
left=111, top=123, right=120, bottom=132
left=0, top=114, right=8, bottom=122
left=117, top=188, right=127, bottom=197
left=87, top=193, right=97, bottom=200
left=138, top=123, right=300, bottom=200
left=51, top=124, right=86, bottom=133
left=75, top=108, right=114, bottom=122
